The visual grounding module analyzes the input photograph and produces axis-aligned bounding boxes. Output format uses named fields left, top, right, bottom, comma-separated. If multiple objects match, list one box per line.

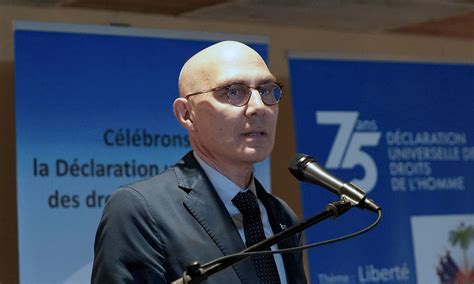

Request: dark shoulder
left=123, top=167, right=177, bottom=193
left=107, top=167, right=182, bottom=211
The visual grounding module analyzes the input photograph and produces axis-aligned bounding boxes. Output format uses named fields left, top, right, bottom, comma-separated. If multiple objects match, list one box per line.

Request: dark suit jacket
left=92, top=151, right=307, bottom=283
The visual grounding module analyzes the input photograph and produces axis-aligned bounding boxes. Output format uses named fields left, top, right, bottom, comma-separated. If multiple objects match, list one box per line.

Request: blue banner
left=289, top=55, right=474, bottom=284
left=15, top=21, right=270, bottom=283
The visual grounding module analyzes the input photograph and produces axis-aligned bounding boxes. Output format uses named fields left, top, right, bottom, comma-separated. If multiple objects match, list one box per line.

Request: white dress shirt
left=194, top=152, right=287, bottom=283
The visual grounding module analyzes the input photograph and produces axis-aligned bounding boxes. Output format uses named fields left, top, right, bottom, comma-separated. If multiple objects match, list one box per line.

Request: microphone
left=289, top=153, right=380, bottom=213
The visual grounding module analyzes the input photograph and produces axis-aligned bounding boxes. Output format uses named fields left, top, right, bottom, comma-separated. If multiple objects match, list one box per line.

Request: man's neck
left=193, top=150, right=253, bottom=189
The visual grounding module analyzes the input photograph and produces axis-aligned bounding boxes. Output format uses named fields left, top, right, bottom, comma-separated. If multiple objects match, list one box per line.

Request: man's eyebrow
left=217, top=78, right=277, bottom=86
left=259, top=78, right=277, bottom=84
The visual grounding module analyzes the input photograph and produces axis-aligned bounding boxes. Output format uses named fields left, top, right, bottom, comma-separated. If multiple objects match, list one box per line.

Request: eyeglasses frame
left=184, top=82, right=283, bottom=107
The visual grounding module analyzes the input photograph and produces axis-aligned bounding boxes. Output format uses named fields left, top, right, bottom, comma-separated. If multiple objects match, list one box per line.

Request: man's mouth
left=242, top=131, right=266, bottom=137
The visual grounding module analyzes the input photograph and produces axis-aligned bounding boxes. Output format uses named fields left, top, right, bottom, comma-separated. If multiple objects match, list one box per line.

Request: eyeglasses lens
left=226, top=83, right=281, bottom=106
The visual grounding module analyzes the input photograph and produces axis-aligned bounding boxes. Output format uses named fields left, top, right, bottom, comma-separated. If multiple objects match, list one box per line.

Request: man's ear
left=173, top=98, right=195, bottom=131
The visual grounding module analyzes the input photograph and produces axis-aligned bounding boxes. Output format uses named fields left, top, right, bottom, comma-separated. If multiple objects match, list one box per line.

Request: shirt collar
left=193, top=151, right=256, bottom=204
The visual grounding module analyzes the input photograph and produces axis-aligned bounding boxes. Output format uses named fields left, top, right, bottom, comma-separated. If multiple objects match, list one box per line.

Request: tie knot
left=232, top=190, right=261, bottom=216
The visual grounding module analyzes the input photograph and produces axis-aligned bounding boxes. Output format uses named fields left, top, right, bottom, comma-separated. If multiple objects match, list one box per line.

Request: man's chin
left=240, top=148, right=271, bottom=163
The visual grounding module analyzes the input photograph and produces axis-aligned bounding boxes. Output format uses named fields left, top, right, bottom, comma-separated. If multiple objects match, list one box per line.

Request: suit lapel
left=176, top=152, right=258, bottom=283
left=256, top=179, right=301, bottom=284
left=255, top=179, right=293, bottom=246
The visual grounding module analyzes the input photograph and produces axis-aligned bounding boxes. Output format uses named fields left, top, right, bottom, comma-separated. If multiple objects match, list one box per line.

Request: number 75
left=316, top=111, right=381, bottom=193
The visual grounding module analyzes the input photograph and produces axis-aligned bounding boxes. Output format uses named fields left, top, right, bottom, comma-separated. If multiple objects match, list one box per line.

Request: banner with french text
left=288, top=54, right=474, bottom=284
left=14, top=21, right=270, bottom=283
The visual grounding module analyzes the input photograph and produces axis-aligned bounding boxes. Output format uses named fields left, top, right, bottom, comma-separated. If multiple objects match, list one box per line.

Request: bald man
left=92, top=41, right=307, bottom=284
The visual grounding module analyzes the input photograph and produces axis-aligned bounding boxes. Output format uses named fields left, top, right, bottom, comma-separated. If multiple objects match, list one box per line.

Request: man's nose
left=245, top=89, right=266, bottom=117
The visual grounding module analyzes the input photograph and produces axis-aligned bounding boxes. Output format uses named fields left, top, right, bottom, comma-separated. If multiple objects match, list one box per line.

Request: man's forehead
left=212, top=68, right=276, bottom=87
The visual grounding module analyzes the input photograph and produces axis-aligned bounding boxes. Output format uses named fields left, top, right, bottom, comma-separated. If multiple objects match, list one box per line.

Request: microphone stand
left=172, top=198, right=353, bottom=284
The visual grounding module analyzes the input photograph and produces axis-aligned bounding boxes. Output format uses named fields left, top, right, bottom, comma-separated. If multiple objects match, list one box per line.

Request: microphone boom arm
left=172, top=198, right=353, bottom=284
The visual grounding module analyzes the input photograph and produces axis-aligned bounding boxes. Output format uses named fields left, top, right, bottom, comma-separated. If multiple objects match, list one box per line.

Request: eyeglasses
left=185, top=82, right=283, bottom=107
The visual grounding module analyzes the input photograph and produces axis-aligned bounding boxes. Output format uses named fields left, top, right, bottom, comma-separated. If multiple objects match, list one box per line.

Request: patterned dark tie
left=232, top=190, right=281, bottom=284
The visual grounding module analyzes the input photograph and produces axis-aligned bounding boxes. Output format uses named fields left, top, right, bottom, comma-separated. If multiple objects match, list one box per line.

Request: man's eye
left=228, top=89, right=240, bottom=97
left=227, top=85, right=245, bottom=97
left=259, top=87, right=272, bottom=96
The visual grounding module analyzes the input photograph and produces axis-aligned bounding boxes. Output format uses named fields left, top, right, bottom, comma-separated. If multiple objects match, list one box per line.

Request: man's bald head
left=173, top=40, right=279, bottom=185
left=178, top=41, right=271, bottom=97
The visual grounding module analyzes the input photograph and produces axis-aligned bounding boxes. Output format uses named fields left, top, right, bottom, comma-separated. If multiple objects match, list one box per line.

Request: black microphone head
left=288, top=153, right=314, bottom=180
left=288, top=152, right=381, bottom=212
